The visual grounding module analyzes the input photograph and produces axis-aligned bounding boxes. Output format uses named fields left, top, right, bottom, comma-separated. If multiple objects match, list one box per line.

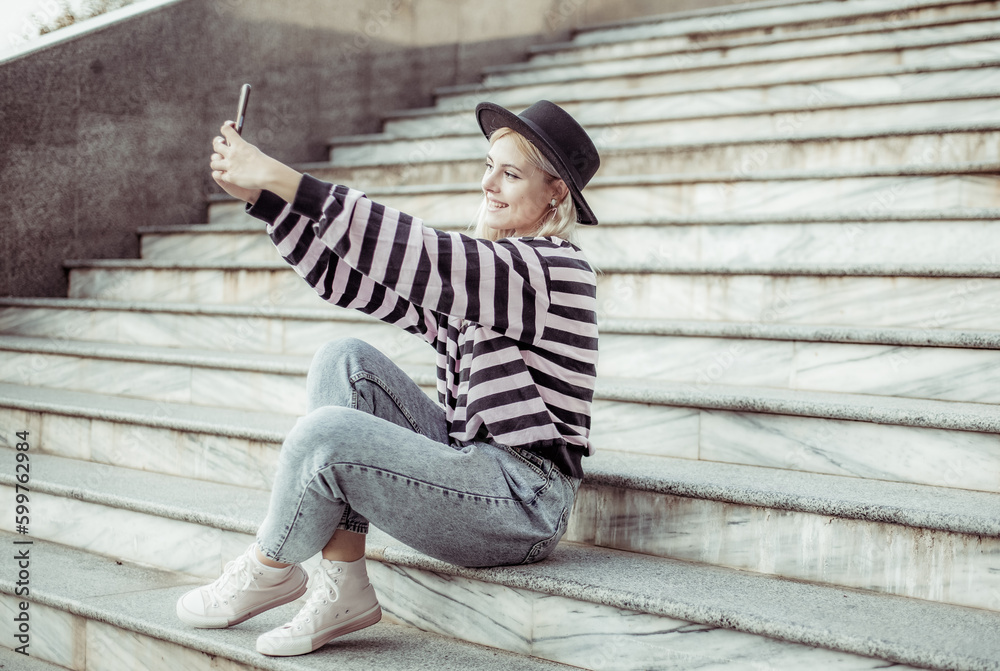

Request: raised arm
left=211, top=122, right=440, bottom=342
left=248, top=189, right=442, bottom=344
left=288, top=175, right=551, bottom=344
left=209, top=123, right=552, bottom=344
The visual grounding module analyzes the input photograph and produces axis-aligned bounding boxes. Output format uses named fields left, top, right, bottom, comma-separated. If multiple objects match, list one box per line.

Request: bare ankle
left=321, top=529, right=366, bottom=563
left=255, top=545, right=291, bottom=569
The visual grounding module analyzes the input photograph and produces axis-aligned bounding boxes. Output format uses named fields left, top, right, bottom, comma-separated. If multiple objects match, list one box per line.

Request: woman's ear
left=552, top=179, right=570, bottom=203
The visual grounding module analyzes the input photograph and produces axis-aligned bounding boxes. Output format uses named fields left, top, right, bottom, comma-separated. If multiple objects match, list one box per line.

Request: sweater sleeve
left=246, top=187, right=441, bottom=344
left=282, top=174, right=551, bottom=345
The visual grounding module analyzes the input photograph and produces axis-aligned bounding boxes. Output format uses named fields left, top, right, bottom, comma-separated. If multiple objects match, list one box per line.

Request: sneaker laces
left=289, top=565, right=342, bottom=630
left=204, top=547, right=259, bottom=607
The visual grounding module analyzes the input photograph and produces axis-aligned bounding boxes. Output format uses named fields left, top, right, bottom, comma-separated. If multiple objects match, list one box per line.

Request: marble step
left=6, top=300, right=1000, bottom=405
left=480, top=14, right=1000, bottom=88
left=3, top=462, right=1000, bottom=669
left=173, top=213, right=1000, bottom=270
left=537, top=0, right=1000, bottom=63
left=0, top=536, right=933, bottom=671
left=0, top=535, right=567, bottom=671
left=60, top=256, right=1000, bottom=328
left=432, top=35, right=1000, bottom=110
left=7, top=294, right=1000, bottom=351
left=0, top=645, right=67, bottom=670
left=0, top=381, right=292, bottom=490
left=13, top=437, right=1000, bottom=567
left=330, top=97, right=1000, bottom=167
left=5, top=337, right=1000, bottom=493
left=0, top=336, right=312, bottom=416
left=592, top=266, right=1000, bottom=328
left=384, top=62, right=1000, bottom=137
left=6, top=306, right=1000, bottom=406
left=378, top=86, right=1000, bottom=142
left=204, top=165, right=1000, bottom=226
left=516, top=2, right=1000, bottom=68
left=290, top=129, right=1000, bottom=192
left=0, top=297, right=435, bottom=360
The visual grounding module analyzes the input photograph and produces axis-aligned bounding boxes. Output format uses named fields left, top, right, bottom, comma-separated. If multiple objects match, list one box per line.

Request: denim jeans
left=256, top=337, right=581, bottom=568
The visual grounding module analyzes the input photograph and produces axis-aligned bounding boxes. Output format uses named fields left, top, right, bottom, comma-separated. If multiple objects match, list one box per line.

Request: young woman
left=176, top=100, right=601, bottom=657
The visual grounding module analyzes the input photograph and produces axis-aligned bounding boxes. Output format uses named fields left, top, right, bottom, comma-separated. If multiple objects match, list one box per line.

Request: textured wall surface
left=0, top=0, right=755, bottom=297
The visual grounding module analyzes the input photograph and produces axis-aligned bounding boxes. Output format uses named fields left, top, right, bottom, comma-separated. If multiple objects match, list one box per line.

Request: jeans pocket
left=501, top=444, right=547, bottom=480
left=520, top=506, right=569, bottom=565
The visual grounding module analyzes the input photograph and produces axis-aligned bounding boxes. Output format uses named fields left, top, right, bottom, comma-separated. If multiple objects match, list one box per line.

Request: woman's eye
left=483, top=162, right=516, bottom=179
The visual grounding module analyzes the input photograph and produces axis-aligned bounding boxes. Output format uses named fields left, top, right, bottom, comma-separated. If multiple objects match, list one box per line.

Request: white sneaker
left=256, top=557, right=382, bottom=656
left=176, top=544, right=309, bottom=628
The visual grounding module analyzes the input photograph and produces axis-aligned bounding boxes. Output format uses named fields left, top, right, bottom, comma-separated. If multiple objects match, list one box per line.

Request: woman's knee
left=280, top=405, right=359, bottom=467
left=306, top=338, right=376, bottom=408
left=311, top=337, right=374, bottom=372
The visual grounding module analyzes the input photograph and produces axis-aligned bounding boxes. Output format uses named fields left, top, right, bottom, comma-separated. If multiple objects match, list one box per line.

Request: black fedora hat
left=475, top=100, right=601, bottom=226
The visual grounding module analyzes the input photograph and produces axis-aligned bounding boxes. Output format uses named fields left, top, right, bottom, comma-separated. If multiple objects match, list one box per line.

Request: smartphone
left=234, top=83, right=251, bottom=136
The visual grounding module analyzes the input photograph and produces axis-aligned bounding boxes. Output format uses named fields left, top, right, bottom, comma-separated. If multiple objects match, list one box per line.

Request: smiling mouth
left=487, top=198, right=508, bottom=211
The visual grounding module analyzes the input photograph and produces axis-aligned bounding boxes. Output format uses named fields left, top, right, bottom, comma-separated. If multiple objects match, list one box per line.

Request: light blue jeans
left=256, top=337, right=580, bottom=568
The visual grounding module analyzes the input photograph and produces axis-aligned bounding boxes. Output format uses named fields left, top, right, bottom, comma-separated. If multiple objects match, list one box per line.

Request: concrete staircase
left=3, top=0, right=1000, bottom=668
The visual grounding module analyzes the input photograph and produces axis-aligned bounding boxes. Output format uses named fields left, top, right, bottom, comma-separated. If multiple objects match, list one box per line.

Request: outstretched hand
left=210, top=121, right=266, bottom=204
left=210, top=121, right=304, bottom=205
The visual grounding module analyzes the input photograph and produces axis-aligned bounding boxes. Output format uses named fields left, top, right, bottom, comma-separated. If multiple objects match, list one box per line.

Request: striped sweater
left=247, top=174, right=598, bottom=478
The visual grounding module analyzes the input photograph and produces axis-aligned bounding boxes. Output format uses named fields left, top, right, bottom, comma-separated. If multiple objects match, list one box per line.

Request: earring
left=550, top=198, right=558, bottom=208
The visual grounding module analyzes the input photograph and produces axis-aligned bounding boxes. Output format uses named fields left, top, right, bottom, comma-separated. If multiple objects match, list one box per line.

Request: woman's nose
left=482, top=171, right=497, bottom=192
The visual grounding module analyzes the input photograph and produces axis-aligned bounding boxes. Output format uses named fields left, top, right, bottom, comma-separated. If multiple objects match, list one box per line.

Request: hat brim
left=475, top=102, right=598, bottom=226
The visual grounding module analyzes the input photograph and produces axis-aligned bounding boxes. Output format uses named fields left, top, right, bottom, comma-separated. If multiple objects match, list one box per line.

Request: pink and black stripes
left=248, top=175, right=598, bottom=475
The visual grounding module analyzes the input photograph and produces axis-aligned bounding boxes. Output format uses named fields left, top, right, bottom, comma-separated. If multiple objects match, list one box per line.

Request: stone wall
left=0, top=0, right=760, bottom=297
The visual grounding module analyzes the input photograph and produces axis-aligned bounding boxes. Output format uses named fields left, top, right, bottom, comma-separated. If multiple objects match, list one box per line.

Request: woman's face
left=481, top=135, right=564, bottom=235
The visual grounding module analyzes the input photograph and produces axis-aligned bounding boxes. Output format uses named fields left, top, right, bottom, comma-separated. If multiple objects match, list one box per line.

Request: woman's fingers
left=209, top=121, right=258, bottom=202
left=210, top=120, right=238, bottom=158
left=210, top=138, right=228, bottom=180
left=210, top=124, right=241, bottom=175
left=220, top=122, right=240, bottom=144
left=209, top=119, right=272, bottom=196
left=209, top=149, right=227, bottom=170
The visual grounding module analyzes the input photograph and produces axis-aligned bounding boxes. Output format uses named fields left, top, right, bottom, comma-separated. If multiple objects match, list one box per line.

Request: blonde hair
left=472, top=127, right=579, bottom=243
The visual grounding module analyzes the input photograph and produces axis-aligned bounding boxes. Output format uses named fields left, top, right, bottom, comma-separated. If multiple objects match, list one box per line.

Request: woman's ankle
left=321, top=529, right=366, bottom=563
left=254, top=544, right=292, bottom=569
